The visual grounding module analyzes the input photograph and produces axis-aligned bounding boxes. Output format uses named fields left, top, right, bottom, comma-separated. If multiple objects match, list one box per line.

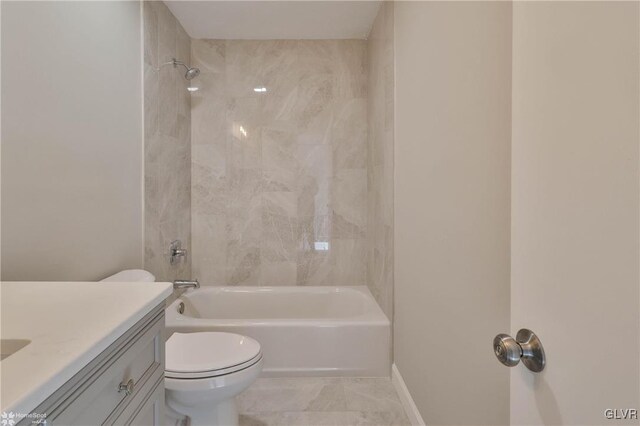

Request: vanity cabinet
left=19, top=304, right=166, bottom=426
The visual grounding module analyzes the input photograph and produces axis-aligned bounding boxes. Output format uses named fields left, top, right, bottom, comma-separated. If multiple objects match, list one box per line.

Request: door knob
left=493, top=328, right=545, bottom=372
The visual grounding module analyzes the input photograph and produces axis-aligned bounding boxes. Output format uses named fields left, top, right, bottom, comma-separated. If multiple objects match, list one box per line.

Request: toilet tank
left=100, top=269, right=156, bottom=282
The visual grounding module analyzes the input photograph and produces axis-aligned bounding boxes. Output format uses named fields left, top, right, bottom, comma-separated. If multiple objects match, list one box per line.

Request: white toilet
left=100, top=270, right=263, bottom=426
left=165, top=332, right=262, bottom=426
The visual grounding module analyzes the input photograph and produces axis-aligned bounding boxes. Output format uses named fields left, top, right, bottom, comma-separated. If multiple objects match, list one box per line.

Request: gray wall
left=1, top=1, right=143, bottom=281
left=394, top=2, right=512, bottom=424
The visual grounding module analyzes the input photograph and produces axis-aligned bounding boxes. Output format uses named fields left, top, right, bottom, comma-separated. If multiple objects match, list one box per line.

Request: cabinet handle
left=118, top=378, right=135, bottom=396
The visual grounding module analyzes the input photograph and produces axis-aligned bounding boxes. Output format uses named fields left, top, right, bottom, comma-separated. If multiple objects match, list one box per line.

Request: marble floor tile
left=342, top=378, right=406, bottom=413
left=238, top=377, right=410, bottom=426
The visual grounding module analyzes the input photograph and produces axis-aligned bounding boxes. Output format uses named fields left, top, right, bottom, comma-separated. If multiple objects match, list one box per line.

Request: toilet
left=165, top=332, right=262, bottom=426
left=100, top=270, right=263, bottom=426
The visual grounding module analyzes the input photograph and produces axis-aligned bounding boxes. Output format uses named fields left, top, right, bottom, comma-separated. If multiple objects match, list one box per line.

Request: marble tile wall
left=367, top=3, right=395, bottom=319
left=143, top=1, right=192, bottom=281
left=190, top=39, right=368, bottom=286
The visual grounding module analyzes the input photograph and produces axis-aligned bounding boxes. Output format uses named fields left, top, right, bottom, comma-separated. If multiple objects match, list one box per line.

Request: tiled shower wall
left=190, top=40, right=368, bottom=286
left=366, top=3, right=394, bottom=319
left=143, top=2, right=192, bottom=281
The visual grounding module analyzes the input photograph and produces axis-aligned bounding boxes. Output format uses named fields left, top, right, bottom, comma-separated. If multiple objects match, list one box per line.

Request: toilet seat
left=165, top=332, right=262, bottom=379
left=166, top=352, right=263, bottom=379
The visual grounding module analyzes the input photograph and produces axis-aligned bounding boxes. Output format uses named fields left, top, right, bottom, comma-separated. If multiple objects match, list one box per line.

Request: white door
left=510, top=2, right=640, bottom=424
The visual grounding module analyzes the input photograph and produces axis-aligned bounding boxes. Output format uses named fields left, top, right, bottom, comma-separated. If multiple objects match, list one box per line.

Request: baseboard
left=391, top=363, right=426, bottom=426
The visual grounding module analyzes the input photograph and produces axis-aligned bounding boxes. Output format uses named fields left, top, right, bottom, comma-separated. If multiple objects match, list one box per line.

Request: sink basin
left=1, top=339, right=31, bottom=361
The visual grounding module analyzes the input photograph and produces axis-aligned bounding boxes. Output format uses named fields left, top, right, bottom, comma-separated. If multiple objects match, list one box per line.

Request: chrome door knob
left=493, top=329, right=545, bottom=372
left=494, top=334, right=522, bottom=367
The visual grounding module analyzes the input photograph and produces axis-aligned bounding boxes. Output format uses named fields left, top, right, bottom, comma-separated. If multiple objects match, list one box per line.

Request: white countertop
left=0, top=281, right=173, bottom=414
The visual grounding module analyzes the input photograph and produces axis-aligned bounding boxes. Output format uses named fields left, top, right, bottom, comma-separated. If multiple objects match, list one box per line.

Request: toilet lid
left=165, top=332, right=262, bottom=378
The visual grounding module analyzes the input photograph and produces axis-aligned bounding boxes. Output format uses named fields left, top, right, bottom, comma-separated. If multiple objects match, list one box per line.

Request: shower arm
left=156, top=58, right=200, bottom=81
left=157, top=58, right=188, bottom=72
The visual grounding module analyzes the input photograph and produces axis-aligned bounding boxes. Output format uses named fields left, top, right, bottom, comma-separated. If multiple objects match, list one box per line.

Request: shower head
left=160, top=58, right=200, bottom=81
left=185, top=66, right=200, bottom=80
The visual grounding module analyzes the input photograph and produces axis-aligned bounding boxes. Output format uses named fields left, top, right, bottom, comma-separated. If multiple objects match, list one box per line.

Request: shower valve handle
left=170, top=240, right=187, bottom=265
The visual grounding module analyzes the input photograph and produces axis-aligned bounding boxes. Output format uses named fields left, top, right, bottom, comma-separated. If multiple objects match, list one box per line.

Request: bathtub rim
left=166, top=285, right=390, bottom=327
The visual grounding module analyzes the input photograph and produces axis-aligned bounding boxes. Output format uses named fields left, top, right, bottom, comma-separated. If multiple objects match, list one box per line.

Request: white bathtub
left=165, top=286, right=390, bottom=377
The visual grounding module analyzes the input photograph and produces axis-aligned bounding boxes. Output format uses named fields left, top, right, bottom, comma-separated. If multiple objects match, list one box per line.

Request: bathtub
left=165, top=286, right=390, bottom=377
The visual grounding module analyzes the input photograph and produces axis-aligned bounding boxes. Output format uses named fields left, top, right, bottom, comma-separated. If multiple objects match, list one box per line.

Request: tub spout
left=173, top=279, right=200, bottom=290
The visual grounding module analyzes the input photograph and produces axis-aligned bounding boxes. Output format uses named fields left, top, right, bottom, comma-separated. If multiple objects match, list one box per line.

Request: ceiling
left=164, top=1, right=382, bottom=40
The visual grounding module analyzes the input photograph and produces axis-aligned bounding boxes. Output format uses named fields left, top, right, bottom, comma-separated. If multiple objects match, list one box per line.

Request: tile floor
left=238, top=377, right=411, bottom=426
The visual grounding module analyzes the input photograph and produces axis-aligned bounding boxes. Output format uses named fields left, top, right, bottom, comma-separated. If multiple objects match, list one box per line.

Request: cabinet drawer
left=21, top=306, right=165, bottom=426
left=110, top=373, right=164, bottom=426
